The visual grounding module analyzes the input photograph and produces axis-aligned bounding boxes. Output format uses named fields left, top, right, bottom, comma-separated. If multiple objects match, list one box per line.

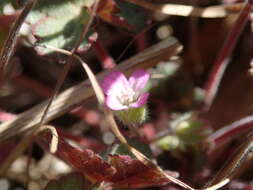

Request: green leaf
left=115, top=0, right=147, bottom=32
left=27, top=0, right=94, bottom=54
left=156, top=135, right=181, bottom=151
left=172, top=113, right=205, bottom=144
left=146, top=61, right=180, bottom=92
left=44, top=173, right=85, bottom=190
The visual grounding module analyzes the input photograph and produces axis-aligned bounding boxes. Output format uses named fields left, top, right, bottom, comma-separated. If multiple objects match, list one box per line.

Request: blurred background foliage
left=1, top=0, right=253, bottom=190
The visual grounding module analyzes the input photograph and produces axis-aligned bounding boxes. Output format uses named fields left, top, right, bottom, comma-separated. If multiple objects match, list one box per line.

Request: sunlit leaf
left=26, top=0, right=94, bottom=54
left=115, top=0, right=147, bottom=32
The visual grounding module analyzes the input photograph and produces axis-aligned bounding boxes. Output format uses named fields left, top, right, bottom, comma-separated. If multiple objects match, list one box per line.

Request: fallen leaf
left=109, top=154, right=178, bottom=188
left=38, top=131, right=116, bottom=182
left=37, top=131, right=179, bottom=188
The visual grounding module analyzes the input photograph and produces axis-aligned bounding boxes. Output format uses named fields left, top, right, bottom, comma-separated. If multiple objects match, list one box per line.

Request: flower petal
left=101, top=71, right=130, bottom=95
left=105, top=95, right=128, bottom=110
left=130, top=93, right=149, bottom=108
left=128, top=70, right=150, bottom=91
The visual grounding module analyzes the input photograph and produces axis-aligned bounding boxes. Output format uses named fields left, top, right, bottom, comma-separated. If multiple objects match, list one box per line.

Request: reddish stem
left=135, top=31, right=147, bottom=52
left=203, top=1, right=252, bottom=111
left=0, top=108, right=104, bottom=152
left=93, top=41, right=116, bottom=69
left=207, top=114, right=253, bottom=152
left=70, top=107, right=101, bottom=126
left=14, top=75, right=53, bottom=98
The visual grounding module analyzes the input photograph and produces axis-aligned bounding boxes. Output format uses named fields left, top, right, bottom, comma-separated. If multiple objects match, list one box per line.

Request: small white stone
left=0, top=179, right=9, bottom=190
left=156, top=25, right=173, bottom=40
left=103, top=132, right=115, bottom=145
left=3, top=4, right=15, bottom=15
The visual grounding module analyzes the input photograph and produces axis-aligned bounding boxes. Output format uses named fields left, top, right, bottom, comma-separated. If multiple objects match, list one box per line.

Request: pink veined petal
left=101, top=71, right=131, bottom=95
left=128, top=70, right=150, bottom=91
left=105, top=95, right=128, bottom=110
left=130, top=93, right=149, bottom=108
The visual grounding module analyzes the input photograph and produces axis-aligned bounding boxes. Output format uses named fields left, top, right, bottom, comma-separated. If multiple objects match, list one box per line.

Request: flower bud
left=114, top=106, right=148, bottom=125
left=156, top=135, right=181, bottom=151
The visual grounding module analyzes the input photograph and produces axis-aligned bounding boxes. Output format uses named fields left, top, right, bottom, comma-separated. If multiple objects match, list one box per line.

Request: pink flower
left=101, top=70, right=150, bottom=110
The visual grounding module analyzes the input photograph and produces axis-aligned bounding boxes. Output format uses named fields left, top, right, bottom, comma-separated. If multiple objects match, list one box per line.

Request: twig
left=204, top=179, right=230, bottom=190
left=0, top=37, right=181, bottom=142
left=203, top=1, right=252, bottom=111
left=37, top=60, right=71, bottom=128
left=43, top=125, right=58, bottom=154
left=0, top=0, right=37, bottom=86
left=37, top=0, right=100, bottom=131
left=14, top=74, right=100, bottom=124
left=206, top=136, right=253, bottom=187
left=115, top=22, right=158, bottom=62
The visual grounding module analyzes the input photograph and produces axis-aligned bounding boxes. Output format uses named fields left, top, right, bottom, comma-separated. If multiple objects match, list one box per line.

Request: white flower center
left=118, top=88, right=139, bottom=106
